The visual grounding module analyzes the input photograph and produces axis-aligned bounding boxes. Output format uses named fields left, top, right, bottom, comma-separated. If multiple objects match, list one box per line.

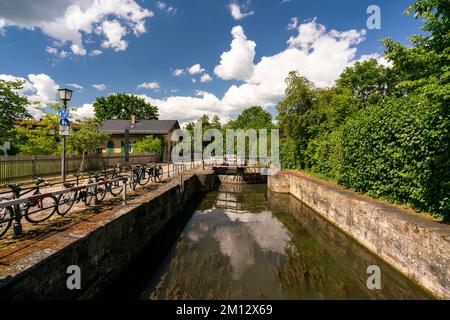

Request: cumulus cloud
left=172, top=68, right=185, bottom=77
left=0, top=0, right=153, bottom=57
left=140, top=20, right=369, bottom=124
left=356, top=53, right=393, bottom=68
left=92, top=83, right=106, bottom=91
left=73, top=103, right=95, bottom=120
left=214, top=26, right=256, bottom=81
left=46, top=46, right=70, bottom=59
left=188, top=64, right=205, bottom=75
left=229, top=2, right=254, bottom=20
left=0, top=73, right=59, bottom=118
left=89, top=49, right=103, bottom=56
left=200, top=73, right=213, bottom=83
left=99, top=20, right=128, bottom=51
left=137, top=81, right=160, bottom=90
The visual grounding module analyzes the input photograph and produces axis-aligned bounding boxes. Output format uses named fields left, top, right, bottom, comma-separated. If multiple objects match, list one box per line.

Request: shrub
left=339, top=92, right=449, bottom=219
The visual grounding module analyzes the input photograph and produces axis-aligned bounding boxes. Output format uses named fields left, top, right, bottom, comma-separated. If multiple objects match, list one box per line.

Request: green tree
left=0, top=80, right=31, bottom=144
left=93, top=93, right=159, bottom=121
left=133, top=135, right=163, bottom=154
left=67, top=118, right=110, bottom=173
left=227, top=106, right=274, bottom=130
left=337, top=59, right=398, bottom=106
left=12, top=114, right=60, bottom=155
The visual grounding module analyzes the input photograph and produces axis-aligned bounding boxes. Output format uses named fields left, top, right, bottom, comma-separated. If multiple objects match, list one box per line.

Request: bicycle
left=56, top=172, right=102, bottom=216
left=149, top=165, right=163, bottom=182
left=0, top=177, right=57, bottom=238
left=130, top=163, right=151, bottom=188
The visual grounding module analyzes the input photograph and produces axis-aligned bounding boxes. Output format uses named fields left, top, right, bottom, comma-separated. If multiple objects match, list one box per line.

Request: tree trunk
left=79, top=151, right=86, bottom=174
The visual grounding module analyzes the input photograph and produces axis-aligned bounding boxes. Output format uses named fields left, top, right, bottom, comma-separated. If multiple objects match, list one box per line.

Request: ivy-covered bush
left=339, top=92, right=449, bottom=219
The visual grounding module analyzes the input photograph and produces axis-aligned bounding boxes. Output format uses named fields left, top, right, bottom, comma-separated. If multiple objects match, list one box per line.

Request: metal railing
left=0, top=161, right=205, bottom=240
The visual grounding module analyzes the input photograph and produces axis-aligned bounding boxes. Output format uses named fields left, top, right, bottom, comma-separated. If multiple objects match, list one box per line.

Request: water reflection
left=141, top=184, right=434, bottom=300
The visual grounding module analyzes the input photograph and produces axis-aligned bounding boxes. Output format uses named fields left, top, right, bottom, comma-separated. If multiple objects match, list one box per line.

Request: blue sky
left=0, top=0, right=423, bottom=123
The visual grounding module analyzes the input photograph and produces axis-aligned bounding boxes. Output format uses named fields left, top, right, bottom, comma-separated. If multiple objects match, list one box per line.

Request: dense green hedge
left=338, top=94, right=449, bottom=219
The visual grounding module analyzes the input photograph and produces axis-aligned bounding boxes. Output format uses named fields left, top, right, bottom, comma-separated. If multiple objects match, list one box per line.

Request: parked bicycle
left=130, top=163, right=151, bottom=188
left=56, top=172, right=103, bottom=216
left=0, top=177, right=57, bottom=238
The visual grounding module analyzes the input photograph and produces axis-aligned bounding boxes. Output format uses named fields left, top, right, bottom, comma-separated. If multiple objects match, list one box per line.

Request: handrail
left=0, top=161, right=206, bottom=239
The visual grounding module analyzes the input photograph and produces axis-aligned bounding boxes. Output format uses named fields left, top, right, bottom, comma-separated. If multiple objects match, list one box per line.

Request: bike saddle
left=63, top=183, right=75, bottom=188
left=34, top=176, right=49, bottom=185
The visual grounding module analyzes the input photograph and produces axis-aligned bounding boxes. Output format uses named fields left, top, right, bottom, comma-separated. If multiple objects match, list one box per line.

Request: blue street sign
left=59, top=118, right=70, bottom=126
left=58, top=109, right=70, bottom=119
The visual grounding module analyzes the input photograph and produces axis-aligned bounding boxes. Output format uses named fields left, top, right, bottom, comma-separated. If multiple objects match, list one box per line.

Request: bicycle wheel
left=139, top=170, right=151, bottom=186
left=84, top=185, right=96, bottom=206
left=57, top=191, right=76, bottom=216
left=25, top=195, right=57, bottom=223
left=109, top=176, right=124, bottom=196
left=0, top=206, right=13, bottom=239
left=95, top=179, right=107, bottom=203
left=155, top=166, right=163, bottom=181
left=132, top=171, right=140, bottom=188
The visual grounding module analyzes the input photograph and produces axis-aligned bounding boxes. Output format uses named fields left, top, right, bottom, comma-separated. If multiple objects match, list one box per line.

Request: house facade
left=99, top=118, right=180, bottom=162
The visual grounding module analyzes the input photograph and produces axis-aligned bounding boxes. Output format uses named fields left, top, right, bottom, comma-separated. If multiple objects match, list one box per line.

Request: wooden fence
left=0, top=153, right=161, bottom=184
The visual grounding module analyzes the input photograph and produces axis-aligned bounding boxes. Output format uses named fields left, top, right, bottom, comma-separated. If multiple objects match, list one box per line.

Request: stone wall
left=268, top=170, right=450, bottom=299
left=0, top=170, right=217, bottom=300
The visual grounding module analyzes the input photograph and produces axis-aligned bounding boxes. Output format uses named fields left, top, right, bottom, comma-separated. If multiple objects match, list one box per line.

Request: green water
left=139, top=184, right=433, bottom=300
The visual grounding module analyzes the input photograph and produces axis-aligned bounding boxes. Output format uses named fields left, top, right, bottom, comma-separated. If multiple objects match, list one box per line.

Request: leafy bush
left=133, top=135, right=163, bottom=154
left=339, top=91, right=449, bottom=219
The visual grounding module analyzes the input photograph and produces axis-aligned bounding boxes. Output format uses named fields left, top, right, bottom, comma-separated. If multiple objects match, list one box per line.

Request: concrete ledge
left=268, top=170, right=450, bottom=299
left=0, top=170, right=217, bottom=300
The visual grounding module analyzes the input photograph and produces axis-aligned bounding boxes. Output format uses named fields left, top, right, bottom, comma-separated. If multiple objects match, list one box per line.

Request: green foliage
left=227, top=106, right=274, bottom=130
left=133, top=135, right=163, bottom=154
left=339, top=90, right=449, bottom=218
left=277, top=0, right=449, bottom=219
left=12, top=114, right=60, bottom=155
left=337, top=59, right=398, bottom=105
left=93, top=93, right=159, bottom=121
left=0, top=80, right=31, bottom=144
left=67, top=118, right=110, bottom=155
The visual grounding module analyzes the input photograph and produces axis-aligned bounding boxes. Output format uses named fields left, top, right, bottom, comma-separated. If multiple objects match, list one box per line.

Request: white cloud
left=99, top=20, right=128, bottom=51
left=172, top=68, right=185, bottom=77
left=67, top=83, right=83, bottom=90
left=188, top=64, right=205, bottom=75
left=229, top=2, right=254, bottom=20
left=70, top=43, right=87, bottom=55
left=89, top=49, right=103, bottom=56
left=92, top=83, right=106, bottom=91
left=0, top=73, right=59, bottom=118
left=288, top=17, right=298, bottom=30
left=0, top=0, right=153, bottom=56
left=137, top=82, right=160, bottom=90
left=73, top=103, right=95, bottom=120
left=139, top=21, right=368, bottom=124
left=214, top=26, right=256, bottom=81
left=156, top=1, right=177, bottom=14
left=46, top=46, right=70, bottom=59
left=356, top=53, right=393, bottom=68
left=200, top=73, right=213, bottom=83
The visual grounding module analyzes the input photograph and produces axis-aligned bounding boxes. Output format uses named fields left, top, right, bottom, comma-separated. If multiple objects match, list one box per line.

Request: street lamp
left=58, top=88, right=73, bottom=102
left=58, top=88, right=73, bottom=183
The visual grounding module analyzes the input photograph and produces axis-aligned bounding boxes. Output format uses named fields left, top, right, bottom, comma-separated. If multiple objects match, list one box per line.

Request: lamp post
left=58, top=88, right=73, bottom=183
